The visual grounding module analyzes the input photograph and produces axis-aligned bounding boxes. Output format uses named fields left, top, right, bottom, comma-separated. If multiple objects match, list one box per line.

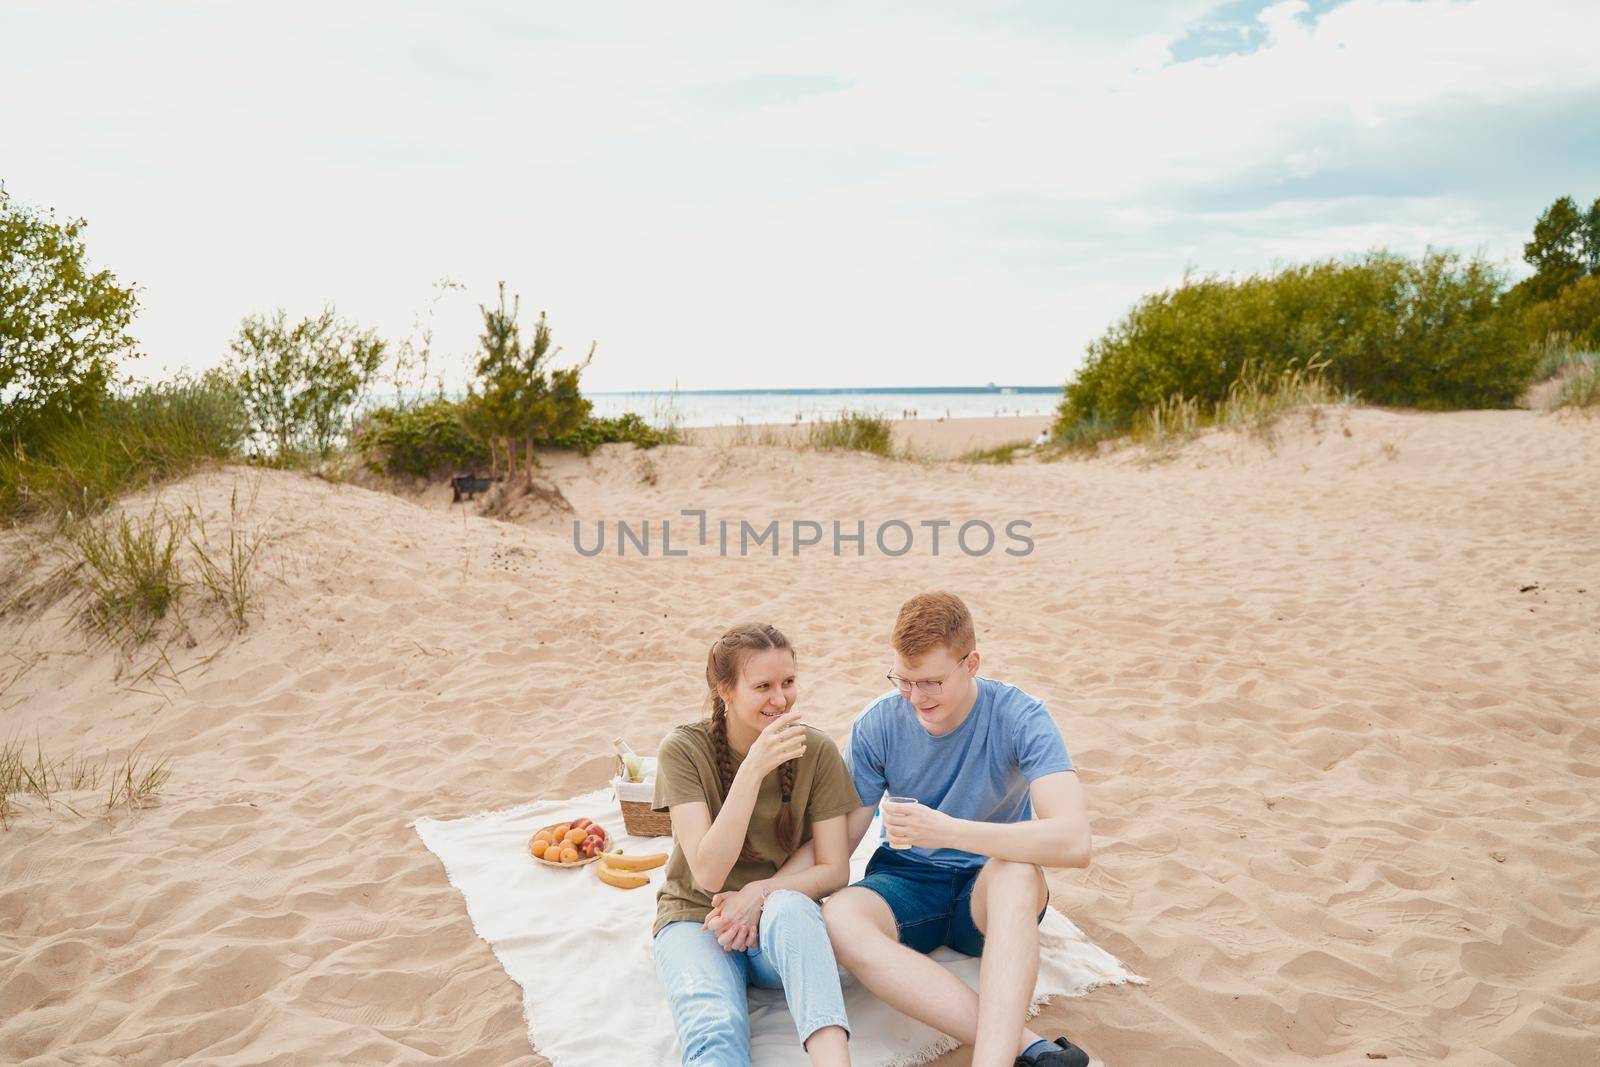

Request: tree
left=1581, top=196, right=1600, bottom=277
left=464, top=283, right=592, bottom=478
left=1520, top=196, right=1587, bottom=303
left=0, top=184, right=140, bottom=452
left=225, top=306, right=385, bottom=463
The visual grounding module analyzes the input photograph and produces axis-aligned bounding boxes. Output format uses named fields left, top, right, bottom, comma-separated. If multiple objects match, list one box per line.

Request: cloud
left=1, top=0, right=1596, bottom=391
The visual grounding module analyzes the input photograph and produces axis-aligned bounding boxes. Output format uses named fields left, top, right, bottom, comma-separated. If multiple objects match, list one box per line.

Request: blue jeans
left=653, top=890, right=851, bottom=1065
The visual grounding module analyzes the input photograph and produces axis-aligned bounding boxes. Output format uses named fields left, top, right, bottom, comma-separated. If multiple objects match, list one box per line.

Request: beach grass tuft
left=1133, top=393, right=1204, bottom=454
left=805, top=410, right=895, bottom=456
left=957, top=440, right=1034, bottom=465
left=1216, top=359, right=1341, bottom=439
left=0, top=732, right=156, bottom=827
left=104, top=744, right=172, bottom=815
left=1549, top=352, right=1600, bottom=411
left=62, top=507, right=189, bottom=647
left=184, top=484, right=265, bottom=631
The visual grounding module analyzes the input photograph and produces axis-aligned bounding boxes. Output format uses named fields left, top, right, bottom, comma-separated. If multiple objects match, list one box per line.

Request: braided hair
left=706, top=623, right=801, bottom=862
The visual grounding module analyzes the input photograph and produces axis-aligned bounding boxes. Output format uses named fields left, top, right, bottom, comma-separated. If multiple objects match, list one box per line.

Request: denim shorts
left=852, top=846, right=1048, bottom=957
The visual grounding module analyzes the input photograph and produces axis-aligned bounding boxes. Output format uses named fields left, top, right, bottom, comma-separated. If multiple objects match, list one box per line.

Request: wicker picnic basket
left=614, top=754, right=671, bottom=838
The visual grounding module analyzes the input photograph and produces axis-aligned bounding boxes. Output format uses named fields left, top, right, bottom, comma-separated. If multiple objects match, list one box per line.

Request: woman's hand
left=706, top=883, right=766, bottom=950
left=704, top=908, right=759, bottom=951
left=737, top=709, right=807, bottom=783
left=711, top=883, right=767, bottom=928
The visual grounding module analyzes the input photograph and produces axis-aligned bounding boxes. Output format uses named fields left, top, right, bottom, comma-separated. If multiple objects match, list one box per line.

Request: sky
left=3, top=0, right=1598, bottom=392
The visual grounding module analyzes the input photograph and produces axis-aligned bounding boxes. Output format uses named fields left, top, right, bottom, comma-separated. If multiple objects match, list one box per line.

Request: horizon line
left=585, top=385, right=1064, bottom=396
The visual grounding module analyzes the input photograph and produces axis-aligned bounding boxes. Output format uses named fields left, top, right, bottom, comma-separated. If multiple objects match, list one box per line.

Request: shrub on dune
left=1053, top=250, right=1531, bottom=442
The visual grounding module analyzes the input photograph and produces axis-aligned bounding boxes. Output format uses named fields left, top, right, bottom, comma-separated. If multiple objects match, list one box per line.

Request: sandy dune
left=2, top=407, right=1597, bottom=1066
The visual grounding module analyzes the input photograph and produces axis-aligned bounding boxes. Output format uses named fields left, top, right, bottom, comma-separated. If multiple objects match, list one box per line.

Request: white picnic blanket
left=411, top=788, right=1142, bottom=1066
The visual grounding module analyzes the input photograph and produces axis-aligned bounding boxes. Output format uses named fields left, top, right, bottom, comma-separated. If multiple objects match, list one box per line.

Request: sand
left=2, top=406, right=1597, bottom=1066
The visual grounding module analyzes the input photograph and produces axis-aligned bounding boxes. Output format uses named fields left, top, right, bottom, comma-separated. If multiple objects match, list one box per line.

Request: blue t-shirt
left=846, top=675, right=1074, bottom=869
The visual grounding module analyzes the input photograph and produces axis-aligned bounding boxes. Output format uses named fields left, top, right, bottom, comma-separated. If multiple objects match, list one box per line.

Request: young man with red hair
left=819, top=591, right=1093, bottom=1067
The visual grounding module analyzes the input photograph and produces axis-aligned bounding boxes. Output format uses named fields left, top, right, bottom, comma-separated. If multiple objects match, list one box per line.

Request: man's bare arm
left=887, top=771, right=1090, bottom=869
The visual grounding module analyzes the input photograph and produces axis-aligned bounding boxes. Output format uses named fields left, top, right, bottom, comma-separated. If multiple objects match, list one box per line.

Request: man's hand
left=883, top=800, right=957, bottom=850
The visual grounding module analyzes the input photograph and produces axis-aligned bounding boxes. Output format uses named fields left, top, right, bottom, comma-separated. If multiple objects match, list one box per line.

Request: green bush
left=0, top=373, right=246, bottom=521
left=1054, top=251, right=1531, bottom=438
left=1521, top=275, right=1600, bottom=356
left=357, top=398, right=490, bottom=478
left=225, top=306, right=386, bottom=464
left=1, top=185, right=140, bottom=452
left=552, top=412, right=676, bottom=456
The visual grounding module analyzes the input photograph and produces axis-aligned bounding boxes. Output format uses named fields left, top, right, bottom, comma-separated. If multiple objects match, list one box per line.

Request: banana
left=597, top=862, right=649, bottom=889
left=600, top=850, right=667, bottom=872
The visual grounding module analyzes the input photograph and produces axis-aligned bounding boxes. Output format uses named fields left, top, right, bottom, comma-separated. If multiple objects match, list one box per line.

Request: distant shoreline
left=587, top=386, right=1062, bottom=429
left=686, top=413, right=1055, bottom=457
left=586, top=385, right=1062, bottom=396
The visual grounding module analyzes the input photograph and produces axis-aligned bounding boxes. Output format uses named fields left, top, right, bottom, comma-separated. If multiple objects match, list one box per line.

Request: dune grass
left=0, top=732, right=172, bottom=827
left=1553, top=360, right=1600, bottom=410
left=1216, top=359, right=1342, bottom=438
left=706, top=411, right=908, bottom=458
left=1044, top=360, right=1346, bottom=462
left=1, top=479, right=267, bottom=668
left=0, top=375, right=247, bottom=524
left=805, top=411, right=895, bottom=455
left=104, top=745, right=173, bottom=815
left=183, top=484, right=265, bottom=631
left=1542, top=348, right=1600, bottom=412
left=61, top=507, right=189, bottom=648
left=957, top=440, right=1035, bottom=465
left=1524, top=335, right=1600, bottom=412
left=1133, top=393, right=1204, bottom=456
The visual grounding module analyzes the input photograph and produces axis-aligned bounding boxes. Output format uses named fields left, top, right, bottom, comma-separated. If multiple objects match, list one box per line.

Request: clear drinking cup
left=885, top=795, right=918, bottom=849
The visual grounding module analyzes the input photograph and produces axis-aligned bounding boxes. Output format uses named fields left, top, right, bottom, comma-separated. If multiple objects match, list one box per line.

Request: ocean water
left=587, top=386, right=1062, bottom=429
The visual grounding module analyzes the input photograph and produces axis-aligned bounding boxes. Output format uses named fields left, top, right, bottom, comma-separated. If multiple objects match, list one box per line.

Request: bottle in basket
left=613, top=737, right=645, bottom=783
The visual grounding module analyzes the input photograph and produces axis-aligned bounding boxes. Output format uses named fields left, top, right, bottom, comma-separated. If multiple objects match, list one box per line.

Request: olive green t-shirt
left=651, top=721, right=861, bottom=937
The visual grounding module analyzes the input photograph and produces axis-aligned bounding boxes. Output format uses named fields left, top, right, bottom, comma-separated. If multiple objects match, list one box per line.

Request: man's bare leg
left=822, top=886, right=1044, bottom=1057
left=967, top=859, right=1050, bottom=1067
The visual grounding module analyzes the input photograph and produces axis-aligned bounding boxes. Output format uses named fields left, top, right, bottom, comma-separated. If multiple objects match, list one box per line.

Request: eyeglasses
left=886, top=651, right=973, bottom=697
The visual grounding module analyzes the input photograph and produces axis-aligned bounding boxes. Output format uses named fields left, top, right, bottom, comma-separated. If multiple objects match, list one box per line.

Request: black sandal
left=1014, top=1035, right=1091, bottom=1067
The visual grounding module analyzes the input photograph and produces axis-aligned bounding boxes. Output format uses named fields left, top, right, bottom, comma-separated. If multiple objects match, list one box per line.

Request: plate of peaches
left=529, top=817, right=609, bottom=867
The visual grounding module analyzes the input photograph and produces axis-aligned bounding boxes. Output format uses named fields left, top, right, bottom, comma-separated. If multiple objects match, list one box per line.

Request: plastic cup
left=885, top=795, right=918, bottom=849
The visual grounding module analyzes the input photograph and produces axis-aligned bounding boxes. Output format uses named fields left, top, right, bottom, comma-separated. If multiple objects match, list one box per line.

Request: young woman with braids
left=651, top=623, right=861, bottom=1066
